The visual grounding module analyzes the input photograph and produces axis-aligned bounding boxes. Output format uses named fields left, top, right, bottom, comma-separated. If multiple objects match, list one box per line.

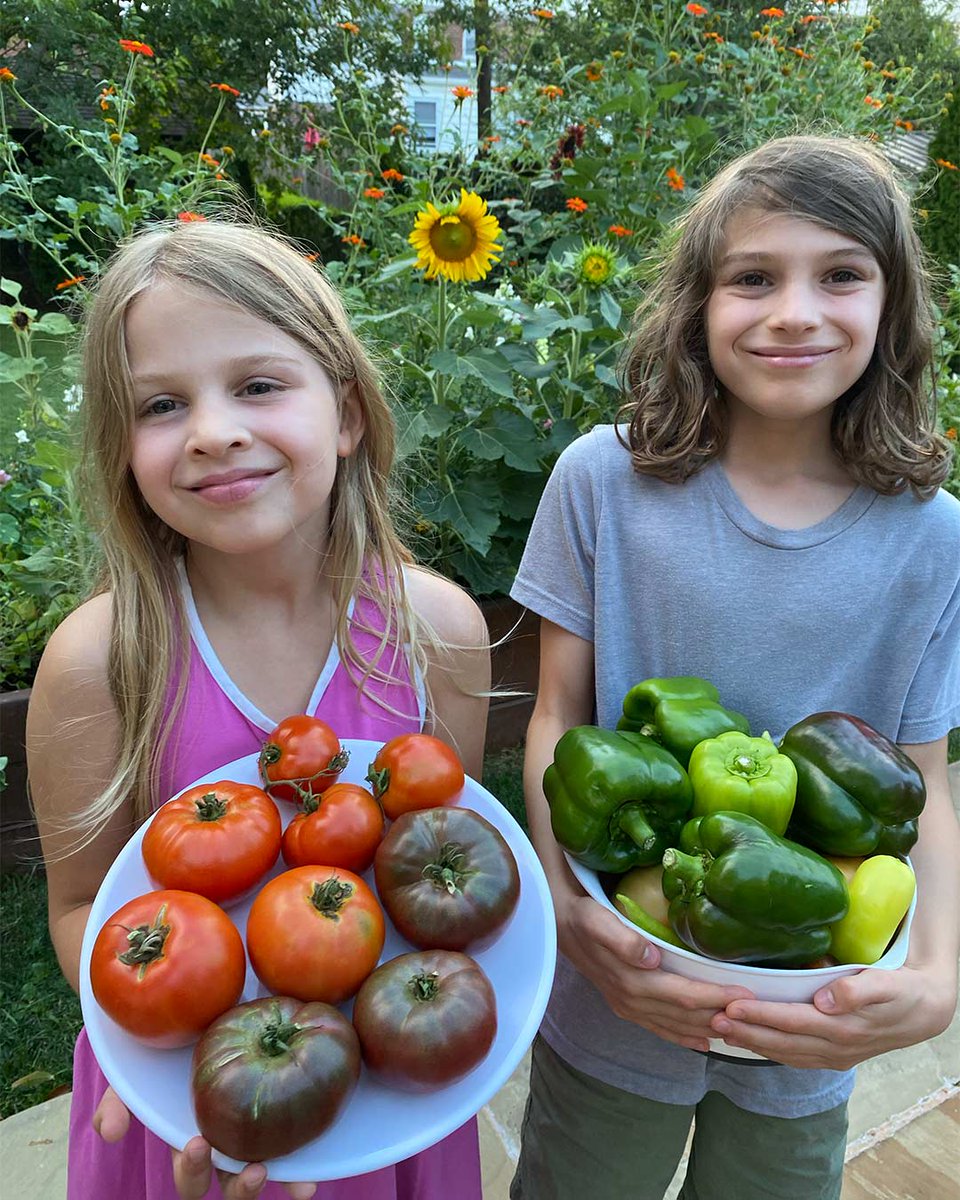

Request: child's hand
left=92, top=1086, right=318, bottom=1199
left=557, top=890, right=755, bottom=1052
left=173, top=1136, right=318, bottom=1200
left=709, top=963, right=956, bottom=1069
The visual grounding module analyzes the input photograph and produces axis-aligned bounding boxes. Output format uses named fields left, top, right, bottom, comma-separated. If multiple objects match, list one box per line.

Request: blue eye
left=144, top=397, right=178, bottom=416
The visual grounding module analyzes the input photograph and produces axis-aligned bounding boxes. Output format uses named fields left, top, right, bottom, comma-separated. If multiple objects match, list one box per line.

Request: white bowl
left=565, top=854, right=915, bottom=1059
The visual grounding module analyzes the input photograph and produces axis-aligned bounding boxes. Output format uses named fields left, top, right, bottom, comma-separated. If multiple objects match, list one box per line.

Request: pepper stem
left=662, top=848, right=707, bottom=896
left=617, top=805, right=659, bottom=852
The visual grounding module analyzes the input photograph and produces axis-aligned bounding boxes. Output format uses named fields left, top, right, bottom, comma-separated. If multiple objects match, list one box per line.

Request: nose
left=768, top=279, right=821, bottom=333
left=184, top=397, right=252, bottom=457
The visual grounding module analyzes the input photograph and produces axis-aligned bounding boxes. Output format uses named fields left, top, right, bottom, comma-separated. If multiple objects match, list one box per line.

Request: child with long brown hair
left=27, top=219, right=491, bottom=1200
left=509, top=134, right=960, bottom=1199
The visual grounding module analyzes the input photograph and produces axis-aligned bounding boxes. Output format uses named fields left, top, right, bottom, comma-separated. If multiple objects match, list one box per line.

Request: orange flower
left=0, top=67, right=16, bottom=82
left=342, top=234, right=365, bottom=246
left=864, top=94, right=883, bottom=108
left=483, top=134, right=501, bottom=144
left=586, top=63, right=603, bottom=81
left=390, top=123, right=409, bottom=135
left=800, top=14, right=819, bottom=23
left=119, top=38, right=154, bottom=56
left=541, top=84, right=564, bottom=99
left=566, top=197, right=588, bottom=212
left=666, top=166, right=685, bottom=191
left=608, top=224, right=633, bottom=237
left=894, top=119, right=914, bottom=131
left=945, top=427, right=957, bottom=440
left=881, top=69, right=897, bottom=79
left=452, top=85, right=475, bottom=102
left=200, top=153, right=221, bottom=168
left=364, top=186, right=386, bottom=199
left=936, top=158, right=958, bottom=170
left=381, top=168, right=405, bottom=182
left=760, top=7, right=784, bottom=15
left=685, top=2, right=708, bottom=14
left=493, top=84, right=510, bottom=94
left=304, top=253, right=320, bottom=262
left=55, top=275, right=86, bottom=291
left=532, top=8, right=555, bottom=17
left=338, top=21, right=359, bottom=34
left=790, top=47, right=813, bottom=59
left=210, top=82, right=240, bottom=96
left=703, top=31, right=724, bottom=41
left=177, top=212, right=207, bottom=222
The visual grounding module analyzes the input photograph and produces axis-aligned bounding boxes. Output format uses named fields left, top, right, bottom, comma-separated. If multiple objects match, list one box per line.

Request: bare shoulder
left=404, top=566, right=489, bottom=650
left=29, top=592, right=114, bottom=715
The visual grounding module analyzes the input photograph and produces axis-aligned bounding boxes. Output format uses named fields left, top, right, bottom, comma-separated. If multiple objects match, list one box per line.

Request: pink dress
left=68, top=573, right=482, bottom=1199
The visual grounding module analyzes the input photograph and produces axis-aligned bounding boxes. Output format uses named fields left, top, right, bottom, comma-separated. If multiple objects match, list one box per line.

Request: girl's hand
left=92, top=1086, right=318, bottom=1199
left=557, top=888, right=754, bottom=1052
left=709, top=964, right=956, bottom=1070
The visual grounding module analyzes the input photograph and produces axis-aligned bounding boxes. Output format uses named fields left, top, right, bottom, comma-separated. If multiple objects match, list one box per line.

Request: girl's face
left=125, top=282, right=364, bottom=557
left=705, top=208, right=885, bottom=433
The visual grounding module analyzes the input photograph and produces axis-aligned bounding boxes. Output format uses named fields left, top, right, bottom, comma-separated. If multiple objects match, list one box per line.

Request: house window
left=414, top=99, right=437, bottom=148
left=461, top=28, right=476, bottom=61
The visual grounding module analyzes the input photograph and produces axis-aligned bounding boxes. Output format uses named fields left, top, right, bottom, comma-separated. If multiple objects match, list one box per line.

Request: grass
left=0, top=748, right=528, bottom=1119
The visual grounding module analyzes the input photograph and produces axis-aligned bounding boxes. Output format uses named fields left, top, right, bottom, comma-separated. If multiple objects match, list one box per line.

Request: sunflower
left=408, top=189, right=503, bottom=283
left=573, top=242, right=617, bottom=288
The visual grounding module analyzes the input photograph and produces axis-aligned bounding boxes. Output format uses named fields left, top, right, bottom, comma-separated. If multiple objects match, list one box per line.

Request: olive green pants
left=509, top=1037, right=848, bottom=1200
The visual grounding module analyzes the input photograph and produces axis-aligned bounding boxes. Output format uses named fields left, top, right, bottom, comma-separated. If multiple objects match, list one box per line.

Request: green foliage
left=0, top=870, right=83, bottom=1118
left=936, top=264, right=960, bottom=501
left=920, top=88, right=960, bottom=271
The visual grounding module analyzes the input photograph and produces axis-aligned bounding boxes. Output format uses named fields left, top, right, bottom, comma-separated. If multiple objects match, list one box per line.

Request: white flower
left=62, top=384, right=83, bottom=413
left=14, top=429, right=29, bottom=444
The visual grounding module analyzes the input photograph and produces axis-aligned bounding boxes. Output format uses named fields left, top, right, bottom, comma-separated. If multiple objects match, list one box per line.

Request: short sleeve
left=509, top=432, right=601, bottom=642
left=899, top=570, right=960, bottom=744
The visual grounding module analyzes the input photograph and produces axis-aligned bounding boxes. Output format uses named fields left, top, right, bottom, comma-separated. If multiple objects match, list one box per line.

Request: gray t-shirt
left=511, top=424, right=960, bottom=1117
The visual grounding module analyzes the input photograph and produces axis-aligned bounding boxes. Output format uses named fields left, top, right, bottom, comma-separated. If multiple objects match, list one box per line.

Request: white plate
left=80, top=742, right=557, bottom=1181
left=566, top=853, right=915, bottom=1060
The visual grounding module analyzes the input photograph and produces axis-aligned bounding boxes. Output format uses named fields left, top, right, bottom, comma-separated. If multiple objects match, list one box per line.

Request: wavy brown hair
left=617, top=135, right=953, bottom=496
left=77, top=220, right=429, bottom=837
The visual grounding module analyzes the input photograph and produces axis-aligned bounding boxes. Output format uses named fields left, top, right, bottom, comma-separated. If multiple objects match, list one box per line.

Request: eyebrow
left=719, top=246, right=878, bottom=268
left=132, top=354, right=306, bottom=384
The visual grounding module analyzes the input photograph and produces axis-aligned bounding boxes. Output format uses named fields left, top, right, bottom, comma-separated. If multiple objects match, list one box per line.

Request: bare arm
left=524, top=619, right=753, bottom=1050
left=26, top=594, right=135, bottom=992
left=713, top=735, right=960, bottom=1067
left=405, top=566, right=491, bottom=779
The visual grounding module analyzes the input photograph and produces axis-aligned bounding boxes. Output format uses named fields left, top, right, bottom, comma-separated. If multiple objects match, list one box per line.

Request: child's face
left=705, top=208, right=885, bottom=433
left=125, top=282, right=364, bottom=557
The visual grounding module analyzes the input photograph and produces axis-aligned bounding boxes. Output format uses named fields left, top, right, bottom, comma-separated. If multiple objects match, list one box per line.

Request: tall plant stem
left=434, top=275, right=449, bottom=408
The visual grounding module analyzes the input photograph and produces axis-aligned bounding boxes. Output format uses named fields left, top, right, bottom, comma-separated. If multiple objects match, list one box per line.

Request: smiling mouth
left=749, top=348, right=838, bottom=366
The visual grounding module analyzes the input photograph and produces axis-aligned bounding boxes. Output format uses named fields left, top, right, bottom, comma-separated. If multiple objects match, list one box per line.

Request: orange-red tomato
left=142, top=780, right=281, bottom=904
left=366, top=733, right=465, bottom=821
left=259, top=715, right=349, bottom=806
left=246, top=866, right=385, bottom=1004
left=281, top=782, right=385, bottom=873
left=90, top=890, right=246, bottom=1048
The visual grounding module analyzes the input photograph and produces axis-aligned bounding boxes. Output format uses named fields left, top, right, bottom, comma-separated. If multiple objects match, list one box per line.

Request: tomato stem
left=194, top=792, right=229, bottom=822
left=117, top=903, right=171, bottom=980
left=422, top=841, right=470, bottom=895
left=260, top=1007, right=302, bottom=1056
left=309, top=877, right=354, bottom=917
left=365, top=764, right=390, bottom=800
left=407, top=971, right=441, bottom=1002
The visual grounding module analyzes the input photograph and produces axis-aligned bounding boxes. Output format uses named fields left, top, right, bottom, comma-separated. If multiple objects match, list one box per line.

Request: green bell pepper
left=780, top=712, right=926, bottom=856
left=661, top=811, right=849, bottom=966
left=544, top=726, right=693, bottom=873
left=688, top=731, right=797, bottom=836
left=617, top=676, right=750, bottom=768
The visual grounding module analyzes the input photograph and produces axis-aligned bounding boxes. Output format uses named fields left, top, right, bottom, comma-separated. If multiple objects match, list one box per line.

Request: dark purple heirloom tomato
left=191, top=996, right=360, bottom=1161
left=373, top=806, right=521, bottom=950
left=352, top=950, right=497, bottom=1091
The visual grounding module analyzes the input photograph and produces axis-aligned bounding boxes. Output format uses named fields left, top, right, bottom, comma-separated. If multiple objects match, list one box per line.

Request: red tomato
left=374, top=806, right=521, bottom=951
left=259, top=715, right=349, bottom=806
left=352, top=950, right=497, bottom=1091
left=192, top=997, right=361, bottom=1161
left=246, top=866, right=385, bottom=1004
left=142, top=780, right=281, bottom=904
left=281, top=782, right=385, bottom=873
left=366, top=733, right=465, bottom=820
left=90, top=890, right=246, bottom=1048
